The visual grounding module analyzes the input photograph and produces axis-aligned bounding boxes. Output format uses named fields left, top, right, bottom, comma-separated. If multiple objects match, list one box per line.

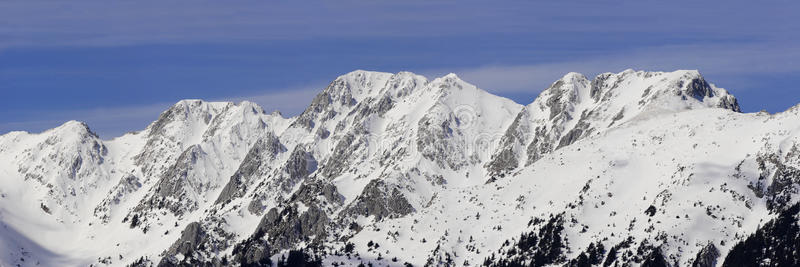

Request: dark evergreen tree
left=277, top=250, right=322, bottom=267
left=640, top=249, right=668, bottom=267
left=723, top=202, right=800, bottom=267
left=482, top=214, right=567, bottom=267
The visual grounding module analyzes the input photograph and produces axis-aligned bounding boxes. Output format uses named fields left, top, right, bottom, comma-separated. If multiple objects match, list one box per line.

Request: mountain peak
left=325, top=70, right=395, bottom=102
left=559, top=72, right=589, bottom=82
left=429, top=72, right=490, bottom=95
left=334, top=69, right=394, bottom=85
left=443, top=72, right=460, bottom=79
left=586, top=69, right=740, bottom=112
left=534, top=71, right=591, bottom=110
left=529, top=69, right=740, bottom=117
left=50, top=120, right=98, bottom=138
left=54, top=120, right=90, bottom=131
left=340, top=69, right=392, bottom=77
left=236, top=100, right=267, bottom=115
left=174, top=99, right=205, bottom=106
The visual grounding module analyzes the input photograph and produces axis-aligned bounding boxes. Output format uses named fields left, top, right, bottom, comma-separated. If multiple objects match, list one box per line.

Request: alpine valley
left=1, top=69, right=799, bottom=267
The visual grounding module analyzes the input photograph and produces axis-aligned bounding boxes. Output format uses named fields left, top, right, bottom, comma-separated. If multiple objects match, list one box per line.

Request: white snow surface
left=0, top=69, right=797, bottom=267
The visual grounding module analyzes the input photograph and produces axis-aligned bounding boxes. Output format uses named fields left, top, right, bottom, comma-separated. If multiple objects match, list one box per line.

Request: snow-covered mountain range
left=1, top=69, right=798, bottom=267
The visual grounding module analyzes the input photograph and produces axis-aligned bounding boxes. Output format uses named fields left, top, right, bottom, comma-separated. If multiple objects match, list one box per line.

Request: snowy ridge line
left=2, top=68, right=798, bottom=267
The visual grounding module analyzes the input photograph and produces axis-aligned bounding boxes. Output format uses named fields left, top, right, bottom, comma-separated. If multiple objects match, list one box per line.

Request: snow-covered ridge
left=486, top=69, right=740, bottom=177
left=2, top=69, right=798, bottom=267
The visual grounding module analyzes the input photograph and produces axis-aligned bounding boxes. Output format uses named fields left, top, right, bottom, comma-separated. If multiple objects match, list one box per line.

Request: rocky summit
left=1, top=69, right=799, bottom=267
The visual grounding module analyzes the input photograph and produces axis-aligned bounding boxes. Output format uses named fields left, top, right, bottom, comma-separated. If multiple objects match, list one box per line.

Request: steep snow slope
left=0, top=121, right=110, bottom=221
left=0, top=100, right=291, bottom=266
left=0, top=69, right=797, bottom=267
left=486, top=70, right=739, bottom=178
left=347, top=106, right=800, bottom=266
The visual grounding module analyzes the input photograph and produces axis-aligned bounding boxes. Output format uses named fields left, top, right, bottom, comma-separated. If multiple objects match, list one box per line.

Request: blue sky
left=1, top=1, right=799, bottom=138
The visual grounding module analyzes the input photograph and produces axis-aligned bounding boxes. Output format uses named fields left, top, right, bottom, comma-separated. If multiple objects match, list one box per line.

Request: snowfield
left=1, top=69, right=799, bottom=267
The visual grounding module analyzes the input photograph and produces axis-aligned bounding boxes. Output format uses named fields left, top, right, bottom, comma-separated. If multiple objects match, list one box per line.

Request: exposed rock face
left=343, top=179, right=414, bottom=220
left=134, top=100, right=216, bottom=179
left=231, top=237, right=272, bottom=267
left=129, top=145, right=208, bottom=225
left=485, top=113, right=525, bottom=176
left=417, top=105, right=468, bottom=170
left=291, top=71, right=393, bottom=132
left=228, top=181, right=344, bottom=266
left=254, top=205, right=329, bottom=252
left=153, top=145, right=205, bottom=200
left=680, top=76, right=741, bottom=111
left=750, top=145, right=800, bottom=213
left=290, top=181, right=344, bottom=207
left=321, top=133, right=358, bottom=178
left=157, top=219, right=239, bottom=267
left=161, top=222, right=208, bottom=262
left=280, top=146, right=317, bottom=191
left=215, top=133, right=285, bottom=205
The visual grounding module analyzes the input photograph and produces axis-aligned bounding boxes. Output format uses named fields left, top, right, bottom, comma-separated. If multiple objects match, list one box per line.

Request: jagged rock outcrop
left=158, top=222, right=210, bottom=266
left=750, top=144, right=800, bottom=213
left=248, top=204, right=329, bottom=252
left=127, top=145, right=211, bottom=227
left=343, top=179, right=414, bottom=220
left=215, top=133, right=285, bottom=205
